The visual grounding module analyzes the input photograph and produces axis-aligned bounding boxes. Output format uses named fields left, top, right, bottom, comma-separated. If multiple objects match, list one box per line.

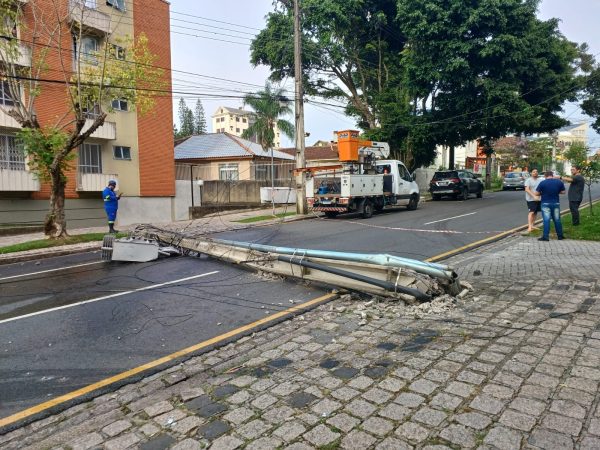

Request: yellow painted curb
left=0, top=292, right=337, bottom=429
left=425, top=198, right=600, bottom=263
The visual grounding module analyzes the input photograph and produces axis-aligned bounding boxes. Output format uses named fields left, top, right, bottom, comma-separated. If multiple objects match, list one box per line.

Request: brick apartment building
left=0, top=0, right=174, bottom=227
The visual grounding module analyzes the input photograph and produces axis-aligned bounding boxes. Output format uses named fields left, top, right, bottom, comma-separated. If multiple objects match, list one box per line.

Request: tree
left=241, top=83, right=294, bottom=213
left=396, top=0, right=581, bottom=183
left=194, top=99, right=207, bottom=134
left=564, top=142, right=600, bottom=215
left=177, top=98, right=194, bottom=137
left=581, top=65, right=600, bottom=133
left=251, top=1, right=435, bottom=165
left=0, top=0, right=164, bottom=238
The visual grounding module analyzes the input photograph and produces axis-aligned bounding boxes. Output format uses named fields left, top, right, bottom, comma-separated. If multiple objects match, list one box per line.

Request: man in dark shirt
left=561, top=166, right=585, bottom=225
left=535, top=171, right=566, bottom=241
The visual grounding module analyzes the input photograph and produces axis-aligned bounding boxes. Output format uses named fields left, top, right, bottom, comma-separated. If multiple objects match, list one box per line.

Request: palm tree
left=242, top=83, right=295, bottom=213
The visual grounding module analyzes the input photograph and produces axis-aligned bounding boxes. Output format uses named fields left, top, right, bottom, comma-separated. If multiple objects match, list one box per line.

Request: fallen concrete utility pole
left=214, top=239, right=458, bottom=284
left=130, top=228, right=460, bottom=302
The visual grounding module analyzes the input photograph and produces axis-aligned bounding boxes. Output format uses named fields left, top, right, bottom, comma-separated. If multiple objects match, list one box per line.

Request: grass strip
left=524, top=203, right=600, bottom=241
left=0, top=232, right=127, bottom=255
left=234, top=212, right=297, bottom=224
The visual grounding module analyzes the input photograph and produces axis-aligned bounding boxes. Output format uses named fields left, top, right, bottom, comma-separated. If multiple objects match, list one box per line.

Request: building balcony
left=69, top=0, right=111, bottom=35
left=0, top=168, right=40, bottom=191
left=82, top=118, right=116, bottom=140
left=77, top=172, right=118, bottom=191
left=0, top=108, right=21, bottom=129
left=0, top=42, right=32, bottom=67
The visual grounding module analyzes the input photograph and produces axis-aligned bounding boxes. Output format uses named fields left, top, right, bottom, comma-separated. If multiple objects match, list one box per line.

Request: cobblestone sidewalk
left=2, top=236, right=600, bottom=449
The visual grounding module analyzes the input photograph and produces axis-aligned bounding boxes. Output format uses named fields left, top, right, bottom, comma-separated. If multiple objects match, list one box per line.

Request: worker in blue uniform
left=102, top=180, right=121, bottom=233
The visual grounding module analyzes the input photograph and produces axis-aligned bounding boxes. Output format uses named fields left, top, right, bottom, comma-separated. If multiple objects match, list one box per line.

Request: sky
left=169, top=0, right=600, bottom=150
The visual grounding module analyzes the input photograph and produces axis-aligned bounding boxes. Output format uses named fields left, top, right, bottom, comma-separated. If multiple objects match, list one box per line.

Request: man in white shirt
left=524, top=169, right=543, bottom=232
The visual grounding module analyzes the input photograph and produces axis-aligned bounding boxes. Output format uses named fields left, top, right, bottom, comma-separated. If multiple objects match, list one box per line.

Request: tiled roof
left=279, top=145, right=339, bottom=161
left=174, top=133, right=294, bottom=161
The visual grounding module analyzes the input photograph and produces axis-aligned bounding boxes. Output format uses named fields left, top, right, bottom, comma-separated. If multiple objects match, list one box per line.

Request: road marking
left=425, top=198, right=600, bottom=263
left=0, top=271, right=219, bottom=325
left=424, top=212, right=477, bottom=225
left=0, top=292, right=337, bottom=429
left=0, top=261, right=104, bottom=282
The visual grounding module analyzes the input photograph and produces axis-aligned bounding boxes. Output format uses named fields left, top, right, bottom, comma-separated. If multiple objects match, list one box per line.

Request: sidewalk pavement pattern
left=2, top=236, right=600, bottom=449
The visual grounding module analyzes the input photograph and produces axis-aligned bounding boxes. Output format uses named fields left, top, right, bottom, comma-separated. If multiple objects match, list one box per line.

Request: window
left=3, top=15, right=17, bottom=39
left=83, top=103, right=101, bottom=119
left=73, top=35, right=99, bottom=64
left=106, top=0, right=125, bottom=11
left=110, top=44, right=126, bottom=60
left=79, top=143, right=102, bottom=174
left=0, top=135, right=25, bottom=170
left=111, top=98, right=128, bottom=111
left=236, top=117, right=240, bottom=122
left=113, top=146, right=131, bottom=160
left=221, top=117, right=225, bottom=122
left=219, top=163, right=239, bottom=181
left=230, top=126, right=233, bottom=131
left=0, top=80, right=15, bottom=106
left=398, top=164, right=412, bottom=182
left=236, top=128, right=240, bottom=133
left=242, top=118, right=247, bottom=123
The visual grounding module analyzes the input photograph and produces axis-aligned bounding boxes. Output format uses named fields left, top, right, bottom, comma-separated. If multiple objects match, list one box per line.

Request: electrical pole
left=294, top=0, right=307, bottom=214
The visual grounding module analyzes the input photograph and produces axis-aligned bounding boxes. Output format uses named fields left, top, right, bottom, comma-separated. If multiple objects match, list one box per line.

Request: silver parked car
left=502, top=171, right=530, bottom=190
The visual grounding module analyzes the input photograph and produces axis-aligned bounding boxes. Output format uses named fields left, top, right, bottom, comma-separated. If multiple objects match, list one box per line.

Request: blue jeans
left=541, top=202, right=563, bottom=239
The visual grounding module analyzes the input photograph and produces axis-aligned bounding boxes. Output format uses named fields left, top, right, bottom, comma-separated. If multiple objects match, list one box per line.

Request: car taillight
left=450, top=178, right=460, bottom=183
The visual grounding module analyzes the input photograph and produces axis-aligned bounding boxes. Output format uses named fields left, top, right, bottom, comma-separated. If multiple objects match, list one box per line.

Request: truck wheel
left=406, top=194, right=419, bottom=211
left=324, top=211, right=338, bottom=219
left=362, top=200, right=374, bottom=219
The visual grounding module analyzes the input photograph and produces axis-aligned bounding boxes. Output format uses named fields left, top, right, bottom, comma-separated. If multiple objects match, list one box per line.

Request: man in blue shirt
left=535, top=171, right=566, bottom=241
left=102, top=180, right=121, bottom=233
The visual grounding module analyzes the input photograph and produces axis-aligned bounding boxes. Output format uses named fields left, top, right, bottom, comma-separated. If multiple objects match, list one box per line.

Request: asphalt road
left=1, top=185, right=598, bottom=422
left=213, top=187, right=600, bottom=260
left=0, top=253, right=327, bottom=419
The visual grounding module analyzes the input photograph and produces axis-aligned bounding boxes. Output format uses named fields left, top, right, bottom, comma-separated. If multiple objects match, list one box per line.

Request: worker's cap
left=108, top=180, right=117, bottom=186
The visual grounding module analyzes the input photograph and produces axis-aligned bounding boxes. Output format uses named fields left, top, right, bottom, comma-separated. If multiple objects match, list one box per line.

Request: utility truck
left=304, top=130, right=420, bottom=219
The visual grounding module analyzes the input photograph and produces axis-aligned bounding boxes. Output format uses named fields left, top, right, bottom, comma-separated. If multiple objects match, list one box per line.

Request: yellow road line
left=425, top=198, right=600, bottom=263
left=0, top=292, right=337, bottom=429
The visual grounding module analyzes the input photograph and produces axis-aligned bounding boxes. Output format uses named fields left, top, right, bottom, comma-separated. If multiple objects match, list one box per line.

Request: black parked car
left=429, top=170, right=484, bottom=201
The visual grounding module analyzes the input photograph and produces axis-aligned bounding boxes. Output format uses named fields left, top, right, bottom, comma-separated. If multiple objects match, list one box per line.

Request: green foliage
left=241, top=83, right=294, bottom=150
left=581, top=65, right=600, bottom=133
left=563, top=142, right=588, bottom=167
left=175, top=98, right=205, bottom=138
left=397, top=0, right=580, bottom=149
left=74, top=34, right=165, bottom=117
left=17, top=127, right=70, bottom=182
left=194, top=99, right=207, bottom=134
left=176, top=99, right=195, bottom=137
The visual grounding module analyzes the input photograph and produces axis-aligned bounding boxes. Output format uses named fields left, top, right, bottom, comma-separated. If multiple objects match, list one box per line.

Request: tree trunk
left=448, top=144, right=455, bottom=170
left=588, top=184, right=594, bottom=216
left=485, top=155, right=492, bottom=190
left=44, top=168, right=68, bottom=238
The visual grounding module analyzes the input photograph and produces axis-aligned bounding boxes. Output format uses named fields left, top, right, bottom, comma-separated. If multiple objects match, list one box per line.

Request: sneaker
left=558, top=236, right=564, bottom=240
left=538, top=237, right=549, bottom=242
